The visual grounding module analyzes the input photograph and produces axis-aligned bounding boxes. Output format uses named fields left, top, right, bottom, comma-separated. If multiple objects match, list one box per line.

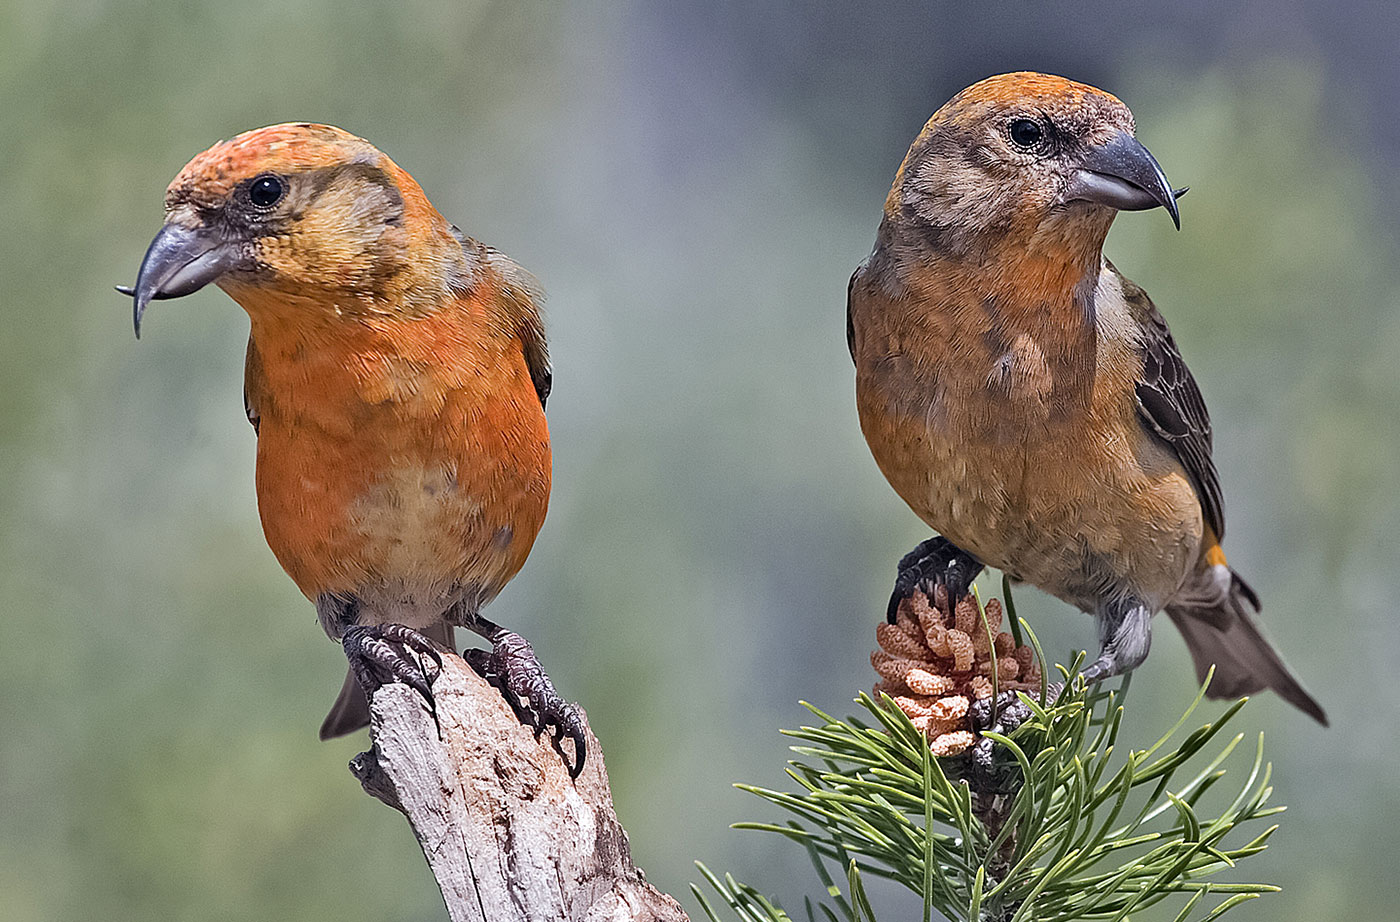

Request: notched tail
left=1166, top=569, right=1327, bottom=726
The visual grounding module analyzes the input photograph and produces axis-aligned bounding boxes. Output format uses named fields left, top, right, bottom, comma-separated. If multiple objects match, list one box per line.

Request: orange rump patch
left=1204, top=543, right=1229, bottom=568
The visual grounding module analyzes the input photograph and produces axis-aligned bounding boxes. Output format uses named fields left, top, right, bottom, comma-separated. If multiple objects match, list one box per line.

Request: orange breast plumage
left=240, top=289, right=551, bottom=621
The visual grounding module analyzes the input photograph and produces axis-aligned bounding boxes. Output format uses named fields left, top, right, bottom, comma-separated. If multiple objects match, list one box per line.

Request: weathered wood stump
left=348, top=651, right=688, bottom=922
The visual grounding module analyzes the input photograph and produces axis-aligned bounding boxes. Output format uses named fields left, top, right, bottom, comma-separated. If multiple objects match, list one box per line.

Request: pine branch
left=695, top=606, right=1284, bottom=922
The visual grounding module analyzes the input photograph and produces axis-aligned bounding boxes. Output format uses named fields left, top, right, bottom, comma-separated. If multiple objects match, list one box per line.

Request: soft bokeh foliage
left=1, top=2, right=1395, bottom=920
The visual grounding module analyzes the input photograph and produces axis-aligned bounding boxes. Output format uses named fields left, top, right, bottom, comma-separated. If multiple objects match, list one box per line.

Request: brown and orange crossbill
left=847, top=73, right=1325, bottom=723
left=122, top=123, right=585, bottom=767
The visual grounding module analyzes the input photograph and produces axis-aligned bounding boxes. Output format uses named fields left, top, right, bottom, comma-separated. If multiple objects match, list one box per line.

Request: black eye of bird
left=248, top=174, right=285, bottom=208
left=1008, top=118, right=1044, bottom=149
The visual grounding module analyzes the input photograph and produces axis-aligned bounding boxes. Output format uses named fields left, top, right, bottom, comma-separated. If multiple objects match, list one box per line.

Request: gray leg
left=1081, top=599, right=1153, bottom=684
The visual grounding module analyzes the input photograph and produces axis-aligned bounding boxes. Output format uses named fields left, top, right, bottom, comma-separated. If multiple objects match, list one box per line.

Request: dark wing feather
left=1120, top=271, right=1226, bottom=540
left=243, top=336, right=263, bottom=435
left=521, top=326, right=551, bottom=409
left=846, top=267, right=859, bottom=364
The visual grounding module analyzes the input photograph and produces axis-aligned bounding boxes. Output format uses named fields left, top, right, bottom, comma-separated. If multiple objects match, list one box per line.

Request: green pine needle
left=696, top=667, right=1281, bottom=922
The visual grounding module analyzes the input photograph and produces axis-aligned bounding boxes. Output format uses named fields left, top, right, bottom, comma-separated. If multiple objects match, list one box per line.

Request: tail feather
left=318, top=669, right=371, bottom=740
left=1166, top=572, right=1327, bottom=726
left=318, top=620, right=457, bottom=740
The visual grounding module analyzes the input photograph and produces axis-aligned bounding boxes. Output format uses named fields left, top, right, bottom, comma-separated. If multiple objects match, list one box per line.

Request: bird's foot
left=887, top=535, right=984, bottom=623
left=1079, top=656, right=1114, bottom=686
left=342, top=623, right=445, bottom=732
left=464, top=623, right=586, bottom=779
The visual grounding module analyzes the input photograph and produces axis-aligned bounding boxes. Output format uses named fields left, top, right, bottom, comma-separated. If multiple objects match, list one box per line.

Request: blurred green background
left=2, top=1, right=1395, bottom=919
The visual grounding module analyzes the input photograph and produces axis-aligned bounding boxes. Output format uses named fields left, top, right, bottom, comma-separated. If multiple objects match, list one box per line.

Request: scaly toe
left=484, top=629, right=586, bottom=777
left=342, top=623, right=442, bottom=728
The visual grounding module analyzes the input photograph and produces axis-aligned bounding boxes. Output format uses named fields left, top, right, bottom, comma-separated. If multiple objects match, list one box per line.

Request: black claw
left=886, top=536, right=983, bottom=623
left=343, top=623, right=444, bottom=732
left=466, top=626, right=586, bottom=778
left=887, top=536, right=949, bottom=622
left=942, top=557, right=980, bottom=609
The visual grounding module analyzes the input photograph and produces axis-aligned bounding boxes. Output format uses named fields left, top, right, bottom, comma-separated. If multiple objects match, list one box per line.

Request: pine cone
left=872, top=588, right=1042, bottom=759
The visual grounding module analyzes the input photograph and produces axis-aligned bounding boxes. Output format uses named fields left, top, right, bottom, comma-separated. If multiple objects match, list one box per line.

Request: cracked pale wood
left=348, top=652, right=689, bottom=922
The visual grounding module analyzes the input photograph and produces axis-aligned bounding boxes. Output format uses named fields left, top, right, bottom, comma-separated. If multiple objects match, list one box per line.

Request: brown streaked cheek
left=252, top=233, right=350, bottom=292
left=254, top=213, right=397, bottom=294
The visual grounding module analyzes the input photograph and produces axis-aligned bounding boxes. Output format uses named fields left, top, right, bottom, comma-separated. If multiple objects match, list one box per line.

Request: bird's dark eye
left=248, top=174, right=285, bottom=208
left=1008, top=118, right=1044, bottom=149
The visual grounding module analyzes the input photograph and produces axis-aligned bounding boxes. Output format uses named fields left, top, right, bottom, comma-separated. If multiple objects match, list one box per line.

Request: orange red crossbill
left=121, top=123, right=585, bottom=768
left=848, top=73, right=1326, bottom=723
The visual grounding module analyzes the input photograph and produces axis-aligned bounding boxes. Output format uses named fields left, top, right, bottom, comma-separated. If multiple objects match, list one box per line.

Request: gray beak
left=1064, top=130, right=1185, bottom=229
left=116, top=222, right=243, bottom=338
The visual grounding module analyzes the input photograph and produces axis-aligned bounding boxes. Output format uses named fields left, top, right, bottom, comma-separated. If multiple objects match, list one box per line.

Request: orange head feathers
left=882, top=72, right=1181, bottom=265
left=124, top=123, right=476, bottom=336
